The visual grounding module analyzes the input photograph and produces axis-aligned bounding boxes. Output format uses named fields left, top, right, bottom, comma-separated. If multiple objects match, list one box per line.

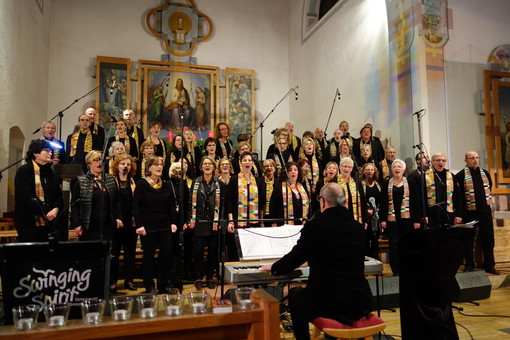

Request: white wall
left=0, top=0, right=52, bottom=212
left=288, top=0, right=391, bottom=142
left=444, top=0, right=510, bottom=170
left=47, top=0, right=290, bottom=157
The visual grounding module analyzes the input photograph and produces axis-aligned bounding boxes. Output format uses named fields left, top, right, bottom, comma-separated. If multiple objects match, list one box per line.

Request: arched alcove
left=7, top=126, right=25, bottom=212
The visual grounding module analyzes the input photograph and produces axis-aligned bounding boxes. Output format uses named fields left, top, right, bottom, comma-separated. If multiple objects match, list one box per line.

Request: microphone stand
left=323, top=88, right=341, bottom=141
left=249, top=88, right=297, bottom=157
left=33, top=78, right=113, bottom=141
left=99, top=114, right=118, bottom=242
left=177, top=105, right=186, bottom=294
left=413, top=110, right=428, bottom=228
left=32, top=197, right=56, bottom=251
left=0, top=156, right=27, bottom=182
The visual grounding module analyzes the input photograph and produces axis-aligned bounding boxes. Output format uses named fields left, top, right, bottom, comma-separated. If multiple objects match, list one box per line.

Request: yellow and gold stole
left=338, top=177, right=362, bottom=222
left=387, top=177, right=410, bottom=221
left=463, top=167, right=492, bottom=211
left=32, top=161, right=46, bottom=226
left=237, top=175, right=259, bottom=227
left=264, top=176, right=274, bottom=215
left=70, top=129, right=92, bottom=157
left=282, top=181, right=310, bottom=225
left=145, top=176, right=162, bottom=189
left=380, top=159, right=390, bottom=179
left=191, top=179, right=221, bottom=228
left=425, top=169, right=454, bottom=213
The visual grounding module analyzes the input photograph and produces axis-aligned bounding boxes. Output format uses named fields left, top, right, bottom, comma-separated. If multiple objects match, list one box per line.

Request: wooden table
left=0, top=289, right=280, bottom=340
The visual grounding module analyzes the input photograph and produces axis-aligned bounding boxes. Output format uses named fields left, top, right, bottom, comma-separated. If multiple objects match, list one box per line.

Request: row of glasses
left=12, top=288, right=253, bottom=331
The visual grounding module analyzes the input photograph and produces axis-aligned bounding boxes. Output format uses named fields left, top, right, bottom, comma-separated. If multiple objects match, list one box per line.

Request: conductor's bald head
left=319, top=183, right=346, bottom=212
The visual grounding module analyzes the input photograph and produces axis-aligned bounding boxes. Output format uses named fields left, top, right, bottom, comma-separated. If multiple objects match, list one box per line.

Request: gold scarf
left=282, top=181, right=309, bottom=225
left=70, top=129, right=92, bottom=157
left=237, top=175, right=259, bottom=227
left=463, top=167, right=492, bottom=211
left=425, top=169, right=454, bottom=213
left=338, top=177, right=362, bottom=222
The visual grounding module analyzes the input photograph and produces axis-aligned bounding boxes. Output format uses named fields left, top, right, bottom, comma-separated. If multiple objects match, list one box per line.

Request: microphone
left=270, top=128, right=278, bottom=135
left=337, top=88, right=341, bottom=100
left=368, top=197, right=379, bottom=220
left=412, top=144, right=421, bottom=149
left=110, top=79, right=116, bottom=94
left=294, top=86, right=298, bottom=100
left=413, top=109, right=425, bottom=115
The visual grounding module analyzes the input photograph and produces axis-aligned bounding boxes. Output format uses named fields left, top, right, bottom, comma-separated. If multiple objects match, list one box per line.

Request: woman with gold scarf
left=380, top=159, right=420, bottom=276
left=338, top=157, right=368, bottom=227
left=15, top=139, right=63, bottom=242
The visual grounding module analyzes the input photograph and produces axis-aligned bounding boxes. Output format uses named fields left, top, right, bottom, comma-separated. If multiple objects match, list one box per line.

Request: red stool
left=311, top=313, right=386, bottom=340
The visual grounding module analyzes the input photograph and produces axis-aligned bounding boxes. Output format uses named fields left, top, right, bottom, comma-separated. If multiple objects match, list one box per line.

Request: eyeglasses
left=466, top=157, right=479, bottom=160
left=79, top=119, right=90, bottom=122
left=91, top=158, right=101, bottom=162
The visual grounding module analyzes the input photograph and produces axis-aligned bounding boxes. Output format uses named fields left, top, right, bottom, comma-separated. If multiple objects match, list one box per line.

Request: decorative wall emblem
left=145, top=0, right=213, bottom=60
left=420, top=0, right=449, bottom=48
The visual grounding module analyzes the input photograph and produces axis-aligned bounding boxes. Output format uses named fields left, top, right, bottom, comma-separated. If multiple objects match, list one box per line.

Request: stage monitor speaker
left=452, top=271, right=491, bottom=302
left=368, top=276, right=400, bottom=309
left=0, top=241, right=111, bottom=324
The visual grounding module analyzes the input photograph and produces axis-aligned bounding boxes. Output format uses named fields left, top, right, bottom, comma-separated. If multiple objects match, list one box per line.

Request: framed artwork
left=483, top=69, right=510, bottom=193
left=95, top=56, right=131, bottom=128
left=142, top=66, right=216, bottom=141
left=225, top=68, right=255, bottom=149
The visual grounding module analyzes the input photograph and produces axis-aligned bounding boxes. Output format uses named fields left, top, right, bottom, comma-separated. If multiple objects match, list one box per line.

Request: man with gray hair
left=260, top=182, right=372, bottom=340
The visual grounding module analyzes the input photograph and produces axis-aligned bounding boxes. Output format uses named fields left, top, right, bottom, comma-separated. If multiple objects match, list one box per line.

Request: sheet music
left=450, top=220, right=478, bottom=229
left=236, top=225, right=303, bottom=261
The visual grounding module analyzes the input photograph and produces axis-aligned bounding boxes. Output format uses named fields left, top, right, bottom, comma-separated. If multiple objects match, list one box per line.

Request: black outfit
left=315, top=137, right=329, bottom=163
left=324, top=139, right=341, bottom=164
left=168, top=176, right=192, bottom=282
left=455, top=167, right=496, bottom=272
left=42, top=136, right=66, bottom=164
left=269, top=181, right=309, bottom=225
left=105, top=136, right=139, bottom=159
left=110, top=178, right=138, bottom=286
left=352, top=138, right=384, bottom=164
left=418, top=169, right=463, bottom=228
left=89, top=122, right=105, bottom=150
left=133, top=179, right=178, bottom=291
left=65, top=131, right=102, bottom=173
left=377, top=159, right=394, bottom=181
left=14, top=161, right=63, bottom=242
left=379, top=178, right=419, bottom=275
left=271, top=206, right=372, bottom=340
left=215, top=138, right=234, bottom=159
left=289, top=135, right=302, bottom=160
left=225, top=174, right=266, bottom=260
left=363, top=181, right=382, bottom=259
left=126, top=125, right=145, bottom=151
left=189, top=176, right=221, bottom=282
left=71, top=173, right=120, bottom=241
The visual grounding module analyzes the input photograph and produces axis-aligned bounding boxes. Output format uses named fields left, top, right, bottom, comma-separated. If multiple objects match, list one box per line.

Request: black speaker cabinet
left=452, top=271, right=492, bottom=302
left=368, top=276, right=400, bottom=309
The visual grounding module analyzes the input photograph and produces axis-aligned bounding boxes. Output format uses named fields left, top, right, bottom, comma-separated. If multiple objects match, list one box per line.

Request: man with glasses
left=65, top=114, right=102, bottom=173
left=420, top=153, right=463, bottom=228
left=455, top=151, right=499, bottom=274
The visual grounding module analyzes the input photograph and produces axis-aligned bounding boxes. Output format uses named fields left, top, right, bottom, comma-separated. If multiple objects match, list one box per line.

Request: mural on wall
left=95, top=56, right=131, bottom=130
left=225, top=68, right=255, bottom=146
left=488, top=44, right=510, bottom=71
left=420, top=0, right=449, bottom=48
left=145, top=0, right=213, bottom=63
left=143, top=66, right=215, bottom=141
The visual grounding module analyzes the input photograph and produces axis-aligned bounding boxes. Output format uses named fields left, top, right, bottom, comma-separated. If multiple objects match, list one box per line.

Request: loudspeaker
left=368, top=276, right=400, bottom=309
left=452, top=271, right=491, bottom=302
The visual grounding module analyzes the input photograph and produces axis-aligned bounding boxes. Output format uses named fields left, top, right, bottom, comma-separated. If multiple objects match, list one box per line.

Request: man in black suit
left=456, top=151, right=499, bottom=274
left=65, top=114, right=101, bottom=173
left=260, top=182, right=372, bottom=340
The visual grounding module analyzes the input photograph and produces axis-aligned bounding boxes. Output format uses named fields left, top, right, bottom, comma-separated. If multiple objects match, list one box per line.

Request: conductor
left=259, top=182, right=372, bottom=340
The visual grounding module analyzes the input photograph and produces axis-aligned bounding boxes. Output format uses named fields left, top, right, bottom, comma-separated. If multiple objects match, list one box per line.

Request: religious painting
left=95, top=56, right=131, bottom=129
left=225, top=68, right=255, bottom=148
left=142, top=66, right=215, bottom=141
